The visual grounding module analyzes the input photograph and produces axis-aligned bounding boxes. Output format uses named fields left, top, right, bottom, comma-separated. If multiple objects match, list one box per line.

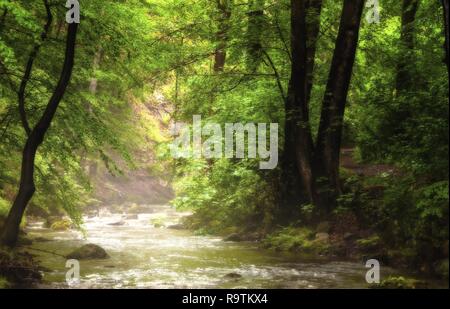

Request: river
left=24, top=204, right=429, bottom=289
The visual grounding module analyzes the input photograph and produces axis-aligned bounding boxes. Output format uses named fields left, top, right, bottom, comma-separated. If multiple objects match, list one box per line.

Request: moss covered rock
left=50, top=219, right=72, bottom=231
left=66, top=244, right=109, bottom=260
left=262, top=227, right=329, bottom=254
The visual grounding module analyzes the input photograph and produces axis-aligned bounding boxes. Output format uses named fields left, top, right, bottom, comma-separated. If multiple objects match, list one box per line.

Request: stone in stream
left=167, top=224, right=185, bottom=230
left=224, top=273, right=242, bottom=279
left=66, top=244, right=110, bottom=260
left=108, top=220, right=126, bottom=226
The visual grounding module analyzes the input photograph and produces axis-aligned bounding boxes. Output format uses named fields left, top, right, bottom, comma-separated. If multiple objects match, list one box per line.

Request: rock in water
left=224, top=273, right=242, bottom=279
left=66, top=244, right=109, bottom=260
left=108, top=220, right=125, bottom=226
left=167, top=224, right=185, bottom=230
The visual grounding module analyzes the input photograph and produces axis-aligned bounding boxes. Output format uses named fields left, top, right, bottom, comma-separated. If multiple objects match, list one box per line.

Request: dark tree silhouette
left=1, top=22, right=79, bottom=247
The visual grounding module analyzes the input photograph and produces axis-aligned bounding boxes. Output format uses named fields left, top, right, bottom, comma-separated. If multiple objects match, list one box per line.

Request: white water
left=26, top=204, right=406, bottom=289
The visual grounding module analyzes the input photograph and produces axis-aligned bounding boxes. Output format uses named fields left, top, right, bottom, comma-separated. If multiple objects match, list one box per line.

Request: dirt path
left=340, top=148, right=399, bottom=177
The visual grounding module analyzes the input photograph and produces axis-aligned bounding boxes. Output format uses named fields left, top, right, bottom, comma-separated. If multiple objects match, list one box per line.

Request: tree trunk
left=305, top=0, right=323, bottom=104
left=442, top=0, right=449, bottom=72
left=396, top=0, right=419, bottom=92
left=280, top=0, right=323, bottom=211
left=246, top=0, right=265, bottom=72
left=1, top=23, right=78, bottom=247
left=285, top=0, right=319, bottom=206
left=315, top=0, right=364, bottom=202
left=214, top=0, right=232, bottom=72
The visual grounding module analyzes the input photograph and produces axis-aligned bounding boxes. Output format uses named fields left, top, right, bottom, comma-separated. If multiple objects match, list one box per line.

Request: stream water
left=24, top=204, right=430, bottom=289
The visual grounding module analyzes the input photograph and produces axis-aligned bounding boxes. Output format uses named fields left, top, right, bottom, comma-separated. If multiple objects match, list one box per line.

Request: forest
left=0, top=0, right=448, bottom=289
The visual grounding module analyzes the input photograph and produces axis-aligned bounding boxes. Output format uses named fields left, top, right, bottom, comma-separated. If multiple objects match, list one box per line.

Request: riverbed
left=24, top=204, right=428, bottom=289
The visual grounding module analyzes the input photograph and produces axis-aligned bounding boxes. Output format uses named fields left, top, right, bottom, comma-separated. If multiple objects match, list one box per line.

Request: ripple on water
left=26, top=205, right=428, bottom=289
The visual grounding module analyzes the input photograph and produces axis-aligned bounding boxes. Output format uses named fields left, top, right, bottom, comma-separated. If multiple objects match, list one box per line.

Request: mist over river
left=24, top=204, right=437, bottom=289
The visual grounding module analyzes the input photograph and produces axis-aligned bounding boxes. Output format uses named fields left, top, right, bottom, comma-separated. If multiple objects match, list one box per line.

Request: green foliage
left=0, top=0, right=447, bottom=279
left=262, top=227, right=329, bottom=254
left=0, top=0, right=165, bottom=227
left=373, top=276, right=426, bottom=289
left=350, top=0, right=448, bottom=178
left=173, top=158, right=276, bottom=233
left=356, top=235, right=382, bottom=252
left=50, top=219, right=72, bottom=231
left=0, top=196, right=9, bottom=218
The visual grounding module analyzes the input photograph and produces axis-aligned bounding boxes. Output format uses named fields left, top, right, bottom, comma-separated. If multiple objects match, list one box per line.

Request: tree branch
left=17, top=0, right=53, bottom=136
left=262, top=49, right=286, bottom=102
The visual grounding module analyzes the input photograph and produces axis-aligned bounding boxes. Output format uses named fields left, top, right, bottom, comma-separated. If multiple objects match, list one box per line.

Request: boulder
left=224, top=272, right=242, bottom=279
left=66, top=244, right=109, bottom=260
left=108, top=220, right=125, bottom=226
left=167, top=224, right=185, bottom=230
left=50, top=219, right=72, bottom=231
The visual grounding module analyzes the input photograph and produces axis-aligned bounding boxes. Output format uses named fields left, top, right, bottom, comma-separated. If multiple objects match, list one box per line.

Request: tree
left=214, top=0, right=233, bottom=72
left=283, top=0, right=364, bottom=210
left=396, top=0, right=420, bottom=92
left=246, top=0, right=265, bottom=72
left=280, top=0, right=323, bottom=212
left=314, top=0, right=365, bottom=203
left=1, top=20, right=79, bottom=247
left=305, top=0, right=323, bottom=104
left=285, top=0, right=318, bottom=206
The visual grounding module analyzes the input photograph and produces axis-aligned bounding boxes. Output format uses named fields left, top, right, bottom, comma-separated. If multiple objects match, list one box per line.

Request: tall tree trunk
left=246, top=0, right=265, bottom=72
left=285, top=0, right=318, bottom=206
left=315, top=0, right=364, bottom=202
left=1, top=23, right=78, bottom=247
left=280, top=0, right=323, bottom=211
left=396, top=0, right=419, bottom=92
left=305, top=0, right=323, bottom=104
left=442, top=0, right=449, bottom=72
left=214, top=0, right=232, bottom=72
